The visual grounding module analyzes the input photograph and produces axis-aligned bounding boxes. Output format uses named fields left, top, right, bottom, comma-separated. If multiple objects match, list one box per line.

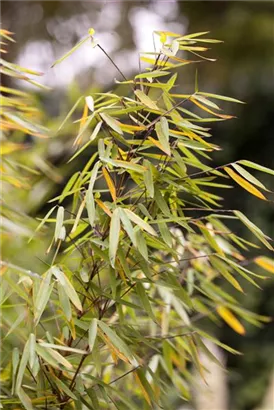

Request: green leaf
left=136, top=229, right=149, bottom=261
left=155, top=117, right=170, bottom=155
left=12, top=348, right=20, bottom=395
left=18, top=388, right=33, bottom=410
left=238, top=160, right=274, bottom=176
left=109, top=208, right=121, bottom=268
left=90, top=120, right=103, bottom=141
left=28, top=334, right=36, bottom=370
left=136, top=282, right=156, bottom=322
left=234, top=210, right=273, bottom=250
left=38, top=342, right=87, bottom=355
left=52, top=375, right=78, bottom=400
left=101, top=158, right=146, bottom=173
left=86, top=191, right=96, bottom=227
left=119, top=208, right=137, bottom=246
left=231, top=163, right=268, bottom=191
left=57, top=282, right=72, bottom=321
left=89, top=318, right=98, bottom=351
left=51, top=266, right=83, bottom=311
left=198, top=91, right=245, bottom=104
left=134, top=89, right=160, bottom=110
left=57, top=97, right=83, bottom=132
left=34, top=269, right=54, bottom=326
left=16, top=339, right=30, bottom=394
left=51, top=36, right=90, bottom=67
left=97, top=320, right=135, bottom=364
left=143, top=160, right=154, bottom=198
left=29, top=205, right=57, bottom=243
left=54, top=206, right=64, bottom=242
left=124, top=209, right=157, bottom=236
left=101, top=112, right=123, bottom=135
left=135, top=70, right=170, bottom=79
left=35, top=344, right=73, bottom=370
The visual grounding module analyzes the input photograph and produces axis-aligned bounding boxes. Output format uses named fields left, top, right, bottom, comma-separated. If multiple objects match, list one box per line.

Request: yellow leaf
left=224, top=167, right=266, bottom=200
left=0, top=142, right=26, bottom=155
left=190, top=97, right=234, bottom=119
left=77, top=103, right=89, bottom=145
left=95, top=199, right=112, bottom=217
left=217, top=306, right=245, bottom=335
left=134, top=373, right=151, bottom=405
left=102, top=167, right=116, bottom=202
left=254, top=257, right=274, bottom=274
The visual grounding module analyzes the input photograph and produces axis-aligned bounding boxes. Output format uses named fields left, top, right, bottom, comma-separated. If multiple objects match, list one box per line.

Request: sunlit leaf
left=217, top=305, right=246, bottom=335
left=224, top=167, right=266, bottom=200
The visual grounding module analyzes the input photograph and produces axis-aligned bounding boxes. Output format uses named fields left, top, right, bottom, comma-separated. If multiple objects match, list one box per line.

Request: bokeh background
left=2, top=1, right=274, bottom=409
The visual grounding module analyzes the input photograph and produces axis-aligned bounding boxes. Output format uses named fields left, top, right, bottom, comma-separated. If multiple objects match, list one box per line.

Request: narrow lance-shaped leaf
left=231, top=163, right=268, bottom=191
left=102, top=167, right=116, bottom=201
left=136, top=282, right=156, bottom=322
left=101, top=112, right=123, bottom=135
left=238, top=160, right=274, bottom=176
left=15, top=339, right=30, bottom=394
left=51, top=35, right=90, bottom=67
left=124, top=208, right=157, bottom=236
left=88, top=318, right=98, bottom=351
left=51, top=266, right=83, bottom=312
left=143, top=159, right=154, bottom=198
left=224, top=167, right=266, bottom=200
left=109, top=208, right=121, bottom=268
left=155, top=117, right=170, bottom=156
left=119, top=208, right=137, bottom=246
left=216, top=305, right=246, bottom=335
left=97, top=320, right=135, bottom=364
left=34, top=269, right=54, bottom=326
left=134, top=89, right=160, bottom=110
left=54, top=206, right=65, bottom=242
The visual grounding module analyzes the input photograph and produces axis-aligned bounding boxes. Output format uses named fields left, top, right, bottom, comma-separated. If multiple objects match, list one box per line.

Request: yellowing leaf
left=102, top=167, right=116, bottom=201
left=190, top=97, right=234, bottom=119
left=254, top=257, right=274, bottom=274
left=217, top=306, right=245, bottom=335
left=0, top=142, right=26, bottom=155
left=224, top=167, right=266, bottom=200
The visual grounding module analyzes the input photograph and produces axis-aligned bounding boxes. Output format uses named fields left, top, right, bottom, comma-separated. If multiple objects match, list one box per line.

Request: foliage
left=1, top=29, right=274, bottom=410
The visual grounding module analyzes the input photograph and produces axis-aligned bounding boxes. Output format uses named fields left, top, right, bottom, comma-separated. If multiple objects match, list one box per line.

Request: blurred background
left=2, top=1, right=274, bottom=409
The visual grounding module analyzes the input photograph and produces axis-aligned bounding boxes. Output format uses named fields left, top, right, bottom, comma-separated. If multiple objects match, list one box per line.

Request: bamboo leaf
left=97, top=320, right=134, bottom=364
left=15, top=339, right=30, bottom=394
left=124, top=208, right=157, bottom=236
left=224, top=167, right=266, bottom=200
left=17, top=388, right=33, bottom=410
left=136, top=282, right=156, bottom=322
left=102, top=167, right=116, bottom=201
left=254, top=256, right=274, bottom=274
left=231, top=163, right=268, bottom=191
left=34, top=270, right=54, bottom=326
left=51, top=266, right=83, bottom=312
left=109, top=208, right=121, bottom=268
left=85, top=95, right=94, bottom=112
left=119, top=208, right=137, bottom=246
left=155, top=117, right=170, bottom=156
left=101, top=112, right=123, bottom=135
left=88, top=318, right=98, bottom=351
left=238, top=160, right=274, bottom=176
left=134, top=89, right=160, bottom=110
left=54, top=206, right=65, bottom=242
left=51, top=36, right=90, bottom=67
left=90, top=120, right=103, bottom=141
left=217, top=305, right=246, bottom=335
left=57, top=281, right=72, bottom=321
left=143, top=160, right=154, bottom=198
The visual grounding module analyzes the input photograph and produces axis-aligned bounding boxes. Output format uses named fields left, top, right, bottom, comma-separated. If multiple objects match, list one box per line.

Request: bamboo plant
left=1, top=29, right=274, bottom=410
